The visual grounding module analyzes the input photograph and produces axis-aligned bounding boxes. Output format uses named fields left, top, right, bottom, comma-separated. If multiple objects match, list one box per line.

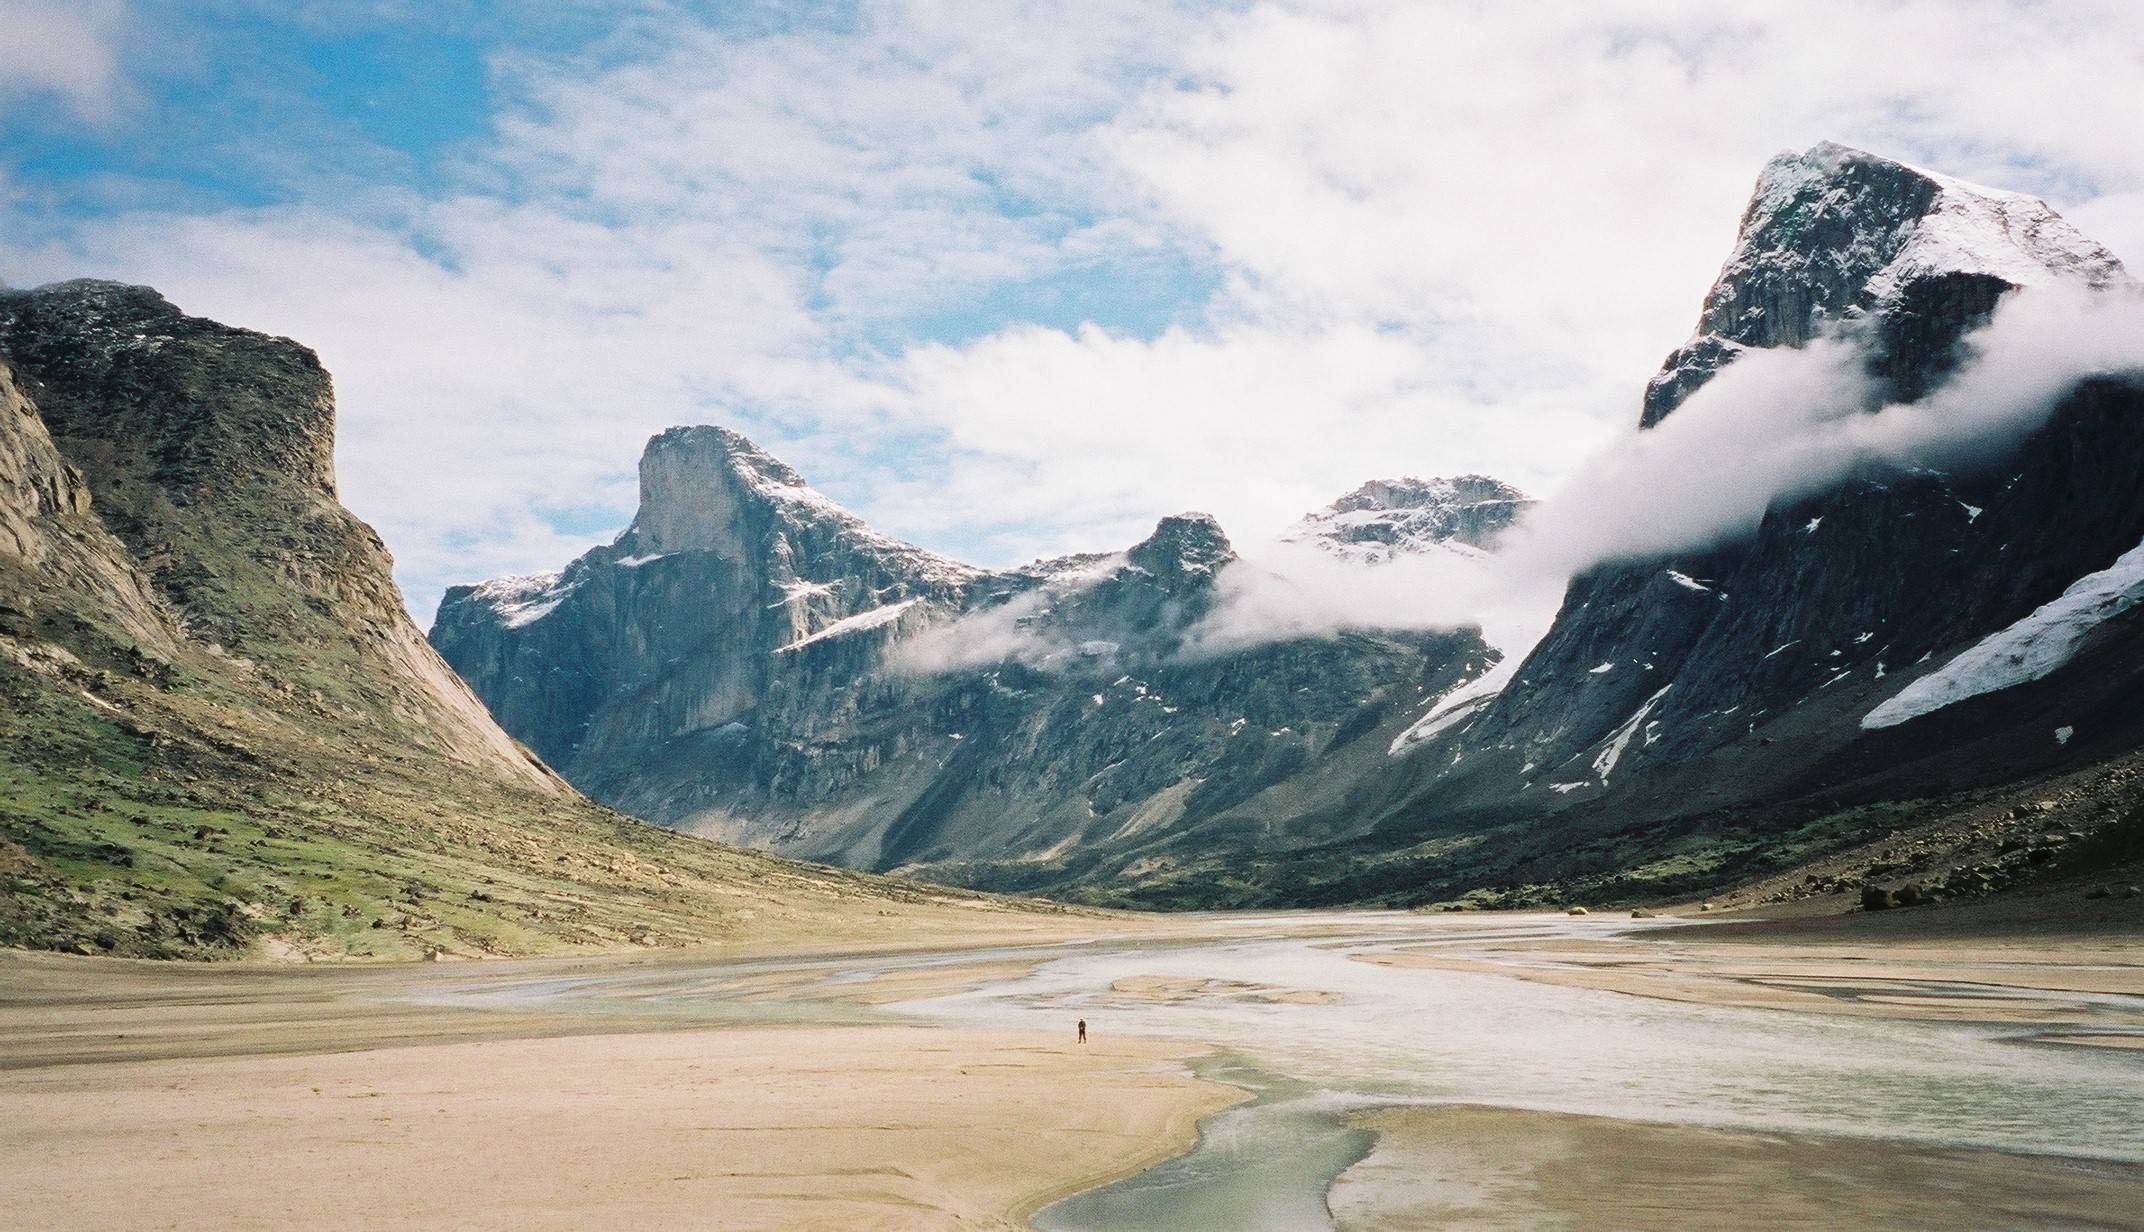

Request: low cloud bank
left=1197, top=286, right=2144, bottom=653
left=891, top=285, right=2144, bottom=677
left=1500, top=286, right=2144, bottom=582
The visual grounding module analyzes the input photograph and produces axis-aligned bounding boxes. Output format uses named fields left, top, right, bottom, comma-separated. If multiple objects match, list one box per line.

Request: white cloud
left=889, top=0, right=2144, bottom=570
left=5, top=0, right=2143, bottom=625
left=1505, top=285, right=2144, bottom=580
left=0, top=0, right=130, bottom=124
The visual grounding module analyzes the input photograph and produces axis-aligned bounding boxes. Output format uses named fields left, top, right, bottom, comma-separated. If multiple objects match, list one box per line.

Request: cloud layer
left=4, top=1, right=2142, bottom=620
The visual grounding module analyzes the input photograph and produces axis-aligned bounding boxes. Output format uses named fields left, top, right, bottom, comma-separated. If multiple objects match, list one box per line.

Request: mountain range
left=4, top=140, right=2139, bottom=962
left=430, top=428, right=1520, bottom=902
left=435, top=141, right=2144, bottom=909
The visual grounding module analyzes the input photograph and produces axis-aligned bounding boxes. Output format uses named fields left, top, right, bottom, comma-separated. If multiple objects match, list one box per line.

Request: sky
left=3, top=0, right=2142, bottom=621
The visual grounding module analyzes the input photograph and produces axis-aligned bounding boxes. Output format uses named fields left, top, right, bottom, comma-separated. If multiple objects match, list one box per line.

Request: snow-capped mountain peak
left=1285, top=475, right=1532, bottom=562
left=1644, top=141, right=2129, bottom=427
left=1717, top=141, right=2125, bottom=337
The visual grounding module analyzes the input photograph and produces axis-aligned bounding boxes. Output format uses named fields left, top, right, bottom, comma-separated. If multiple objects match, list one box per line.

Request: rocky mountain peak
left=629, top=424, right=813, bottom=557
left=1126, top=512, right=1235, bottom=585
left=620, top=424, right=978, bottom=589
left=1706, top=141, right=2124, bottom=346
left=1642, top=142, right=2127, bottom=427
left=0, top=279, right=338, bottom=498
left=1287, top=474, right=1532, bottom=561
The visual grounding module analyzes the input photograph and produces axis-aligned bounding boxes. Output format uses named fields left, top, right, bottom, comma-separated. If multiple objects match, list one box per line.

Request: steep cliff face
left=1642, top=140, right=2123, bottom=425
left=434, top=441, right=1494, bottom=896
left=433, top=424, right=981, bottom=778
left=0, top=281, right=555, bottom=790
left=0, top=356, right=175, bottom=656
left=0, top=282, right=1001, bottom=957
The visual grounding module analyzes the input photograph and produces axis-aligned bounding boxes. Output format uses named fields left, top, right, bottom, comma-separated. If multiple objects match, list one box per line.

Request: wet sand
left=0, top=934, right=1253, bottom=1230
left=1331, top=1105, right=2144, bottom=1231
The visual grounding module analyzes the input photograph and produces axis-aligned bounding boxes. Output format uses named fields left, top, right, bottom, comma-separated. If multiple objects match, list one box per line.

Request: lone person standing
left=1077, top=1018, right=1087, bottom=1045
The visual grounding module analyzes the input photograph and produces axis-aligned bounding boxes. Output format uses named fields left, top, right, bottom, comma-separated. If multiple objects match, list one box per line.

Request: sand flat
left=1359, top=926, right=2144, bottom=1029
left=1331, top=1105, right=2144, bottom=1231
left=0, top=1024, right=1239, bottom=1231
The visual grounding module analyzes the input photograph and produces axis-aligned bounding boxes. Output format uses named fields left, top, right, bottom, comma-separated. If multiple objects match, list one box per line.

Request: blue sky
left=4, top=1, right=2142, bottom=618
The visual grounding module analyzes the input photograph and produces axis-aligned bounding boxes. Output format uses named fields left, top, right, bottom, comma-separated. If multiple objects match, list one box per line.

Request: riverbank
left=0, top=932, right=1252, bottom=1230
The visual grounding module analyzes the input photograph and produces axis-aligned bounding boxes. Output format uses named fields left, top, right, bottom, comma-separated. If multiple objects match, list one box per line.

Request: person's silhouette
left=1077, top=1018, right=1087, bottom=1044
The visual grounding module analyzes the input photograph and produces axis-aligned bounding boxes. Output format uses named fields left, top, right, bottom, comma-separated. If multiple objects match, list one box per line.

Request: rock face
left=0, top=281, right=551, bottom=789
left=0, top=282, right=968, bottom=957
left=1641, top=140, right=2124, bottom=426
left=434, top=440, right=1496, bottom=899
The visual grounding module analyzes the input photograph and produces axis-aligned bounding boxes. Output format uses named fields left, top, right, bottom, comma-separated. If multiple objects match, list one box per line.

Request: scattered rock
left=1566, top=906, right=1589, bottom=916
left=1861, top=885, right=1894, bottom=911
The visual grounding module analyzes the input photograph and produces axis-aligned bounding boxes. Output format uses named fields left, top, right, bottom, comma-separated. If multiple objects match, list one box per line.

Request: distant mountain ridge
left=432, top=430, right=1511, bottom=899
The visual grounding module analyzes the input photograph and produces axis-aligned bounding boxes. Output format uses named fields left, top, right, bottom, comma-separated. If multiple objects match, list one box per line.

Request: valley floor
left=1, top=900, right=2140, bottom=1230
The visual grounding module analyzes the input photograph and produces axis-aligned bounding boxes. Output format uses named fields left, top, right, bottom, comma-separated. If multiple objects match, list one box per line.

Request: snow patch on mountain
left=1863, top=535, right=2144, bottom=729
left=776, top=598, right=923, bottom=653
left=1592, top=685, right=1671, bottom=783
left=1735, top=141, right=2125, bottom=313
left=1390, top=656, right=1518, bottom=754
left=469, top=572, right=577, bottom=629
